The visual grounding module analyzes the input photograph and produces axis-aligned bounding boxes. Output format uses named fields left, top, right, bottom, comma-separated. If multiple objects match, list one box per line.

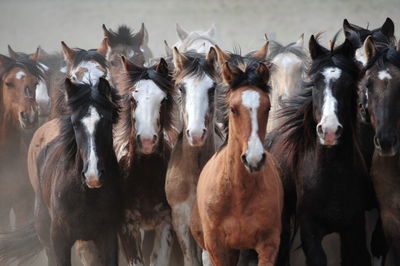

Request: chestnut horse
left=114, top=56, right=177, bottom=265
left=191, top=53, right=283, bottom=266
left=268, top=35, right=372, bottom=266
left=165, top=47, right=222, bottom=266
left=363, top=37, right=400, bottom=264
left=0, top=54, right=43, bottom=229
left=0, top=78, right=122, bottom=266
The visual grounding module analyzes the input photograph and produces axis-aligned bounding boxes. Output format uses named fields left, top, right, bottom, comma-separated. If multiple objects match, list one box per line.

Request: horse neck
left=0, top=110, right=24, bottom=152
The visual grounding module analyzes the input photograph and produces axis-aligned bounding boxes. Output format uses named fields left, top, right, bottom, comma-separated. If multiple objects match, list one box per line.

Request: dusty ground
left=1, top=0, right=399, bottom=265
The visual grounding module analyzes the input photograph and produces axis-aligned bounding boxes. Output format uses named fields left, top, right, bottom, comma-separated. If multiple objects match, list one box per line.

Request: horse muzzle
left=241, top=152, right=266, bottom=173
left=316, top=123, right=343, bottom=147
left=19, top=108, right=38, bottom=129
left=374, top=134, right=399, bottom=157
left=186, top=128, right=207, bottom=147
left=137, top=134, right=158, bottom=154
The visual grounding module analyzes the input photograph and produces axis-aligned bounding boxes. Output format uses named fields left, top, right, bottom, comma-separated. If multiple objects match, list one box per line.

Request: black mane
left=107, top=25, right=138, bottom=46
left=175, top=51, right=217, bottom=80
left=0, top=56, right=44, bottom=81
left=72, top=49, right=107, bottom=69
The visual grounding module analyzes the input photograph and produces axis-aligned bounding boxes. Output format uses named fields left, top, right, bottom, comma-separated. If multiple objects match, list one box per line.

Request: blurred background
left=1, top=0, right=399, bottom=57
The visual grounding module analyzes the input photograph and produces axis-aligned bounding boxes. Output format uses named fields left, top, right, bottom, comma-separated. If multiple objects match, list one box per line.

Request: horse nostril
left=202, top=128, right=207, bottom=138
left=374, top=136, right=381, bottom=148
left=20, top=112, right=27, bottom=120
left=186, top=130, right=190, bottom=138
left=260, top=153, right=266, bottom=164
left=336, top=125, right=343, bottom=137
left=317, top=124, right=323, bottom=135
left=241, top=154, right=247, bottom=165
left=153, top=134, right=158, bottom=143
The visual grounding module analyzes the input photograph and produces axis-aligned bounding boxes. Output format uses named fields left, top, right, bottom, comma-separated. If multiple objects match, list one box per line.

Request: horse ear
left=336, top=38, right=356, bottom=59
left=61, top=41, right=77, bottom=64
left=64, top=78, right=79, bottom=99
left=221, top=62, right=241, bottom=87
left=205, top=24, right=217, bottom=39
left=214, top=45, right=231, bottom=67
left=206, top=46, right=217, bottom=65
left=164, top=40, right=172, bottom=57
left=7, top=45, right=18, bottom=59
left=253, top=41, right=269, bottom=60
left=156, top=58, right=169, bottom=77
left=97, top=77, right=112, bottom=99
left=296, top=33, right=304, bottom=47
left=256, top=62, right=270, bottom=84
left=173, top=47, right=188, bottom=72
left=309, top=35, right=326, bottom=60
left=102, top=24, right=111, bottom=38
left=176, top=23, right=189, bottom=41
left=0, top=54, right=13, bottom=73
left=97, top=38, right=109, bottom=57
left=133, top=23, right=145, bottom=47
left=343, top=19, right=356, bottom=38
left=121, top=56, right=142, bottom=72
left=29, top=47, right=40, bottom=61
left=143, top=24, right=150, bottom=45
left=364, top=36, right=378, bottom=62
left=381, top=17, right=395, bottom=39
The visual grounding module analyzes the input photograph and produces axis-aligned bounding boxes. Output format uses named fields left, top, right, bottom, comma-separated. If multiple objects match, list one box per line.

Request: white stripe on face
left=16, top=71, right=26, bottom=80
left=241, top=90, right=264, bottom=167
left=35, top=80, right=50, bottom=115
left=183, top=75, right=214, bottom=140
left=71, top=61, right=105, bottom=85
left=319, top=67, right=342, bottom=139
left=378, top=70, right=392, bottom=80
left=81, top=106, right=101, bottom=179
left=133, top=80, right=166, bottom=139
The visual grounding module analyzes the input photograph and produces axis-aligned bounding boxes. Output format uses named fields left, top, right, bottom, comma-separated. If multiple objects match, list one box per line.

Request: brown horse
left=191, top=53, right=283, bottom=266
left=363, top=37, right=400, bottom=264
left=0, top=54, right=43, bottom=230
left=165, top=47, right=222, bottom=266
left=114, top=56, right=177, bottom=265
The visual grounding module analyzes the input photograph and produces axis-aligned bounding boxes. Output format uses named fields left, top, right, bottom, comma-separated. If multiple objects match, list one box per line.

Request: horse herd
left=0, top=17, right=399, bottom=266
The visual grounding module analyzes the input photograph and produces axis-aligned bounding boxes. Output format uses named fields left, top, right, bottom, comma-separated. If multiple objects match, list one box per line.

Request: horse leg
left=276, top=200, right=293, bottom=266
left=34, top=195, right=54, bottom=266
left=119, top=222, right=144, bottom=266
left=149, top=221, right=174, bottom=266
left=51, top=224, right=73, bottom=266
left=76, top=240, right=102, bottom=266
left=300, top=218, right=327, bottom=266
left=340, top=222, right=371, bottom=266
left=171, top=201, right=201, bottom=266
left=93, top=229, right=119, bottom=266
left=256, top=235, right=280, bottom=266
left=207, top=248, right=239, bottom=266
left=202, top=250, right=213, bottom=266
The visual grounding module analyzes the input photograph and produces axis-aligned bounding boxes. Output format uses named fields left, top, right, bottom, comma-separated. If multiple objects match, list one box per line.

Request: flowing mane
left=106, top=25, right=140, bottom=47
left=365, top=47, right=400, bottom=71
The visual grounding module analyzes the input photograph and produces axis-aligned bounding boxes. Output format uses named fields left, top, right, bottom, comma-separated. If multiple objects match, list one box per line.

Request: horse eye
left=5, top=82, right=13, bottom=88
left=179, top=86, right=185, bottom=93
left=230, top=107, right=237, bottom=115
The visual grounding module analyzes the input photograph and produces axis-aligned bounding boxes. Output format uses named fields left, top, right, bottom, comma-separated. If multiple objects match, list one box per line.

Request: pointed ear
left=252, top=41, right=269, bottom=59
left=364, top=36, right=378, bottom=62
left=173, top=47, right=188, bottom=72
left=133, top=23, right=145, bottom=47
left=121, top=56, right=142, bottom=72
left=296, top=33, right=304, bottom=47
left=381, top=17, right=395, bottom=39
left=38, top=47, right=49, bottom=60
left=256, top=62, right=270, bottom=84
left=176, top=23, right=189, bottom=41
left=343, top=19, right=356, bottom=38
left=156, top=58, right=169, bottom=77
left=143, top=24, right=149, bottom=45
left=29, top=47, right=40, bottom=61
left=64, top=78, right=79, bottom=100
left=8, top=45, right=18, bottom=59
left=309, top=35, right=326, bottom=60
left=336, top=38, right=356, bottom=59
left=221, top=62, right=242, bottom=87
left=205, top=24, right=216, bottom=39
left=61, top=41, right=77, bottom=64
left=214, top=45, right=231, bottom=67
left=97, top=77, right=112, bottom=99
left=97, top=38, right=109, bottom=57
left=206, top=46, right=217, bottom=65
left=0, top=54, right=13, bottom=72
left=164, top=40, right=172, bottom=57
left=102, top=24, right=111, bottom=38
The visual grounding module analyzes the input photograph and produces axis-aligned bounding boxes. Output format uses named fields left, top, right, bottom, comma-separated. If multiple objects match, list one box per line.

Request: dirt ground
left=1, top=0, right=399, bottom=265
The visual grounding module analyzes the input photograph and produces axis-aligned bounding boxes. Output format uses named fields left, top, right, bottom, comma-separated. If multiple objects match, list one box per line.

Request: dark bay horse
left=363, top=37, right=400, bottom=264
left=190, top=53, right=283, bottom=266
left=114, top=56, right=177, bottom=265
left=0, top=54, right=43, bottom=229
left=268, top=35, right=372, bottom=266
left=0, top=78, right=122, bottom=266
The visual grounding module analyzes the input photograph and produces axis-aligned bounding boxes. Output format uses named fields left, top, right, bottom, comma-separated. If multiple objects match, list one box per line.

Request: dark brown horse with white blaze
left=113, top=56, right=177, bottom=265
left=191, top=52, right=283, bottom=266
left=0, top=54, right=43, bottom=230
left=0, top=78, right=122, bottom=266
left=363, top=36, right=400, bottom=264
left=267, top=35, right=373, bottom=266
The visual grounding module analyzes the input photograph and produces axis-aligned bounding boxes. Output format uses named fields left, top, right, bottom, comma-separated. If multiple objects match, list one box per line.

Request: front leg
left=300, top=217, right=327, bottom=266
left=340, top=220, right=371, bottom=266
left=150, top=221, right=174, bottom=266
left=93, top=229, right=119, bottom=266
left=119, top=221, right=144, bottom=265
left=51, top=223, right=74, bottom=266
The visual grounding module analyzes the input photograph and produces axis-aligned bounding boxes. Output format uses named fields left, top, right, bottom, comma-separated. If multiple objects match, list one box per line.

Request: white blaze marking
left=355, top=48, right=367, bottom=66
left=378, top=70, right=392, bottom=80
left=16, top=71, right=26, bottom=79
left=35, top=80, right=50, bottom=114
left=127, top=50, right=135, bottom=58
left=183, top=75, right=214, bottom=140
left=71, top=61, right=105, bottom=85
left=272, top=53, right=302, bottom=97
left=60, top=66, right=67, bottom=73
left=242, top=90, right=264, bottom=167
left=133, top=80, right=166, bottom=139
left=81, top=106, right=101, bottom=179
left=319, top=67, right=342, bottom=139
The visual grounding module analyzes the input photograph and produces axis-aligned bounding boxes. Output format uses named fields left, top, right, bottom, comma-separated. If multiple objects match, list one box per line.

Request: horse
left=363, top=36, right=400, bottom=264
left=165, top=47, right=222, bottom=266
left=102, top=24, right=152, bottom=90
left=113, top=56, right=177, bottom=265
left=174, top=24, right=217, bottom=53
left=0, top=77, right=122, bottom=266
left=0, top=54, right=43, bottom=230
left=266, top=34, right=309, bottom=132
left=267, top=34, right=372, bottom=266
